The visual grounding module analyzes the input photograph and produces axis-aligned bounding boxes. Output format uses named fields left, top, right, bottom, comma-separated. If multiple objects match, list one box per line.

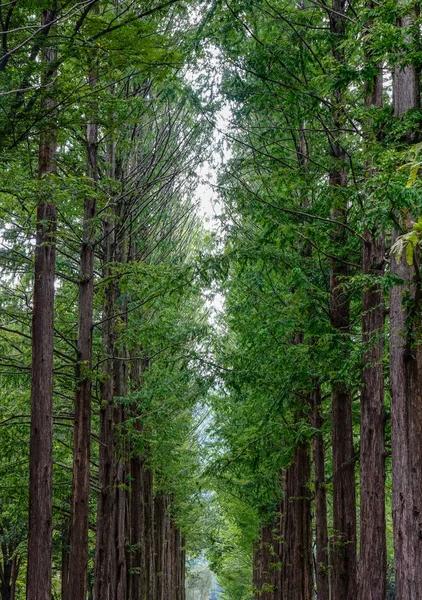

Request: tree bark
left=311, top=386, right=330, bottom=600
left=127, top=358, right=154, bottom=600
left=328, top=3, right=357, bottom=598
left=26, top=9, right=57, bottom=600
left=66, top=18, right=99, bottom=597
left=253, top=525, right=275, bottom=600
left=280, top=444, right=312, bottom=600
left=93, top=213, right=115, bottom=600
left=330, top=242, right=357, bottom=600
left=1, top=540, right=20, bottom=600
left=358, top=28, right=386, bottom=599
left=359, top=231, right=386, bottom=600
left=390, top=8, right=422, bottom=598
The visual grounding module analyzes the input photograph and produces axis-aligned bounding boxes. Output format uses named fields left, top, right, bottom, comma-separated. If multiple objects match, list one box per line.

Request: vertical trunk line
left=280, top=444, right=312, bottom=600
left=328, top=3, right=357, bottom=598
left=26, top=8, right=57, bottom=600
left=66, top=3, right=99, bottom=597
left=359, top=9, right=386, bottom=597
left=93, top=143, right=117, bottom=600
left=312, top=385, right=330, bottom=600
left=390, top=8, right=422, bottom=592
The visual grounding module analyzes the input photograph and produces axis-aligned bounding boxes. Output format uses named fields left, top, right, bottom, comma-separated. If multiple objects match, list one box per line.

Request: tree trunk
left=145, top=467, right=155, bottom=600
left=280, top=444, right=312, bottom=600
left=390, top=9, right=422, bottom=598
left=328, top=3, right=357, bottom=598
left=155, top=495, right=167, bottom=600
left=26, top=9, right=57, bottom=600
left=311, top=386, right=330, bottom=600
left=359, top=233, right=387, bottom=600
left=330, top=253, right=357, bottom=600
left=93, top=214, right=115, bottom=600
left=110, top=198, right=129, bottom=600
left=61, top=511, right=71, bottom=600
left=358, top=30, right=386, bottom=598
left=253, top=525, right=275, bottom=600
left=359, top=232, right=386, bottom=600
left=1, top=542, right=20, bottom=600
left=67, top=23, right=99, bottom=598
left=126, top=353, right=155, bottom=600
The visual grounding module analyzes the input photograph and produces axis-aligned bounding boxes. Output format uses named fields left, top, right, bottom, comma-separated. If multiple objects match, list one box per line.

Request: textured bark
left=330, top=296, right=356, bottom=600
left=127, top=433, right=144, bottom=600
left=393, top=13, right=420, bottom=122
left=27, top=135, right=56, bottom=600
left=110, top=198, right=129, bottom=600
left=311, top=387, right=330, bottom=600
left=280, top=444, right=312, bottom=600
left=61, top=511, right=70, bottom=600
left=359, top=233, right=386, bottom=600
left=93, top=215, right=115, bottom=600
left=154, top=495, right=165, bottom=600
left=389, top=8, right=422, bottom=598
left=67, top=26, right=99, bottom=599
left=1, top=540, right=20, bottom=600
left=127, top=358, right=155, bottom=600
left=390, top=235, right=422, bottom=598
left=358, top=33, right=386, bottom=599
left=253, top=525, right=275, bottom=600
left=153, top=496, right=184, bottom=600
left=329, top=181, right=357, bottom=600
left=145, top=468, right=156, bottom=600
left=26, top=10, right=57, bottom=600
left=328, top=3, right=357, bottom=598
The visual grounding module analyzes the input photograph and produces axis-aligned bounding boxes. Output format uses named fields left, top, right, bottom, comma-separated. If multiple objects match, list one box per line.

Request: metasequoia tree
left=389, top=2, right=422, bottom=596
left=26, top=8, right=57, bottom=600
left=65, top=3, right=100, bottom=598
left=328, top=2, right=357, bottom=597
left=358, top=2, right=386, bottom=598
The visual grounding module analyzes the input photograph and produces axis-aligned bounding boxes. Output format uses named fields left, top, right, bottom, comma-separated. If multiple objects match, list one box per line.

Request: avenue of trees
left=0, top=0, right=422, bottom=599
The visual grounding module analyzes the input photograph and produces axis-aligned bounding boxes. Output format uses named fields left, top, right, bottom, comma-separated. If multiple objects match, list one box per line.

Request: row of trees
left=202, top=0, right=422, bottom=599
left=0, top=0, right=214, bottom=598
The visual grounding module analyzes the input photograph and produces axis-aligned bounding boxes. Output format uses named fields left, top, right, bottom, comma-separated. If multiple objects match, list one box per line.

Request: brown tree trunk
left=26, top=9, right=57, bottom=600
left=154, top=495, right=164, bottom=600
left=1, top=541, right=20, bottom=600
left=9, top=556, right=18, bottom=600
left=390, top=9, right=422, bottom=598
left=110, top=198, right=129, bottom=600
left=180, top=535, right=186, bottom=600
left=280, top=444, right=312, bottom=600
left=67, top=27, right=99, bottom=599
left=145, top=467, right=156, bottom=600
left=153, top=496, right=183, bottom=600
left=328, top=3, right=357, bottom=598
left=127, top=358, right=154, bottom=600
left=61, top=511, right=70, bottom=600
left=311, top=386, right=330, bottom=600
left=330, top=241, right=357, bottom=600
left=127, top=437, right=144, bottom=600
left=253, top=525, right=275, bottom=600
left=358, top=32, right=386, bottom=599
left=93, top=214, right=115, bottom=600
left=359, top=231, right=386, bottom=600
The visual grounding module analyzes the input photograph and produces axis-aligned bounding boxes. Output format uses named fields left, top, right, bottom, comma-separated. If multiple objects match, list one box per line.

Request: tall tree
left=65, top=3, right=100, bottom=598
left=390, top=3, right=422, bottom=596
left=328, top=2, right=357, bottom=597
left=358, top=5, right=386, bottom=595
left=26, top=7, right=57, bottom=600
